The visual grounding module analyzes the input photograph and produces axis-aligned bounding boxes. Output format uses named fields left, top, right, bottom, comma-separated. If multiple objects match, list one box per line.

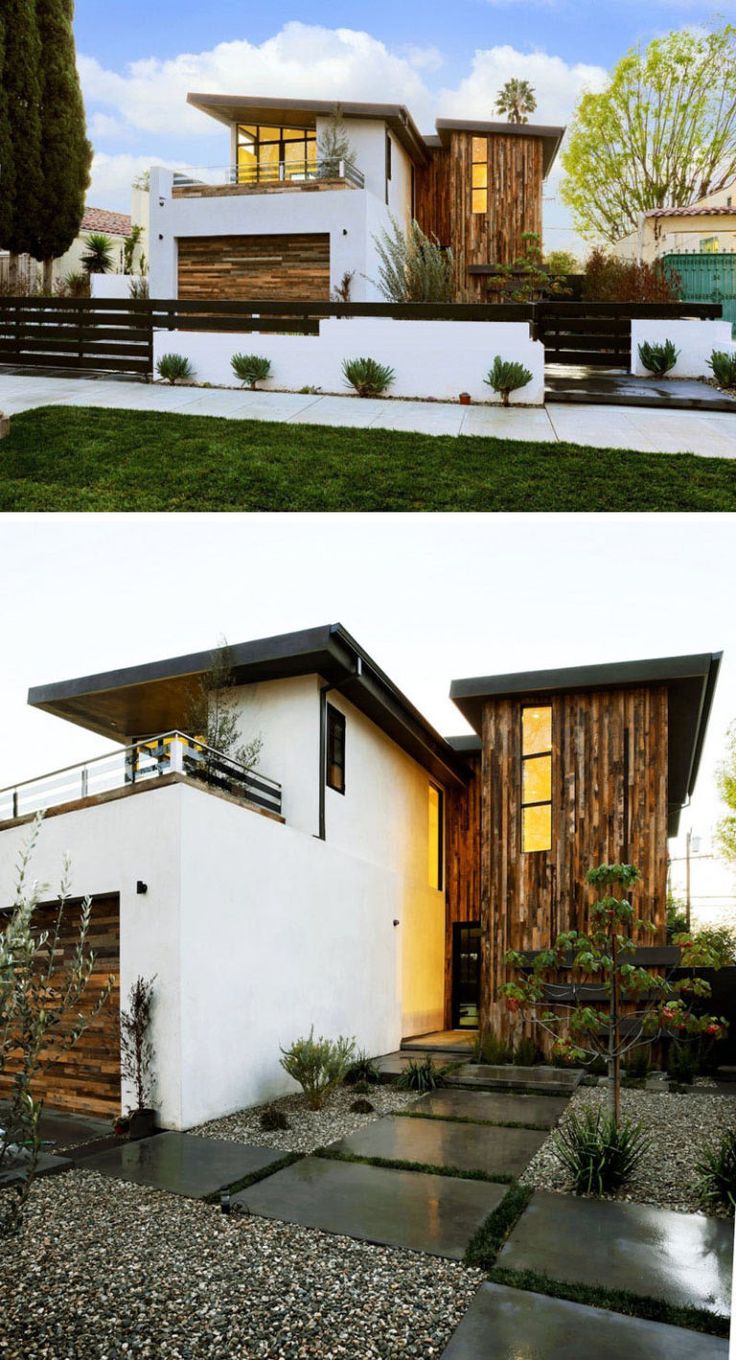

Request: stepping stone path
left=233, top=1155, right=506, bottom=1259
left=329, top=1114, right=547, bottom=1178
left=80, top=1132, right=286, bottom=1199
left=447, top=1064, right=583, bottom=1095
left=0, top=1151, right=71, bottom=1188
left=412, top=1089, right=569, bottom=1128
left=440, top=1283, right=728, bottom=1359
left=498, top=1190, right=732, bottom=1318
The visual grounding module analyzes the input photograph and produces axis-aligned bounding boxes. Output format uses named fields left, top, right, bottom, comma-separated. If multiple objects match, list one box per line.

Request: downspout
left=316, top=656, right=363, bottom=841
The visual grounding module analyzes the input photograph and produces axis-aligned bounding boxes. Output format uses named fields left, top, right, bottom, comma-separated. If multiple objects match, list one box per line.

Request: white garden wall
left=90, top=275, right=142, bottom=299
left=153, top=316, right=545, bottom=404
left=631, top=319, right=735, bottom=379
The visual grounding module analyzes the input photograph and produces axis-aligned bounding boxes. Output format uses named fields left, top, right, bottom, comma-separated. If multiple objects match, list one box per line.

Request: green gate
left=665, top=253, right=736, bottom=336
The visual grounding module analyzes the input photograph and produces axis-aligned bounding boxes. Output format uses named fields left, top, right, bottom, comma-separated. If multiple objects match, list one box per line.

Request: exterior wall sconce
left=158, top=197, right=166, bottom=208
left=393, top=919, right=400, bottom=927
left=136, top=881, right=148, bottom=895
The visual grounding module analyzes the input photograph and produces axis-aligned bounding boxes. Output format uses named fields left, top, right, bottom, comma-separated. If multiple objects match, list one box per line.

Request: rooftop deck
left=172, top=158, right=364, bottom=198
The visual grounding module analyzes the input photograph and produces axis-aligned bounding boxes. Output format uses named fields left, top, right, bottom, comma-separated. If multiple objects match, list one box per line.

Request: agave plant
left=156, top=353, right=195, bottom=385
left=342, top=356, right=395, bottom=398
left=696, top=1129, right=736, bottom=1214
left=397, top=1056, right=449, bottom=1093
left=638, top=339, right=680, bottom=377
left=485, top=356, right=533, bottom=406
left=231, top=353, right=272, bottom=390
left=553, top=1107, right=650, bottom=1196
left=708, top=350, right=736, bottom=390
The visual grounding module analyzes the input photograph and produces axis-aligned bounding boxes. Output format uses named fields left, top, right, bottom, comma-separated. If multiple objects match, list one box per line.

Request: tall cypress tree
left=0, top=12, right=15, bottom=256
left=34, top=0, right=92, bottom=291
left=2, top=0, right=43, bottom=278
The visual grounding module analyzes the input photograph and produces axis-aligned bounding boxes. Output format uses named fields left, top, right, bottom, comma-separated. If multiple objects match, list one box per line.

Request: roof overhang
left=434, top=118, right=566, bottom=178
left=187, top=93, right=430, bottom=166
left=450, top=652, right=722, bottom=837
left=29, top=624, right=469, bottom=791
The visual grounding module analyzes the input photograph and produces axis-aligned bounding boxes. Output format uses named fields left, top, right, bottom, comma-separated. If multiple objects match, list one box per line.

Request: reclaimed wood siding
left=415, top=132, right=544, bottom=298
left=444, top=752, right=482, bottom=1025
left=480, top=687, right=669, bottom=1036
left=0, top=896, right=120, bottom=1118
left=177, top=233, right=331, bottom=301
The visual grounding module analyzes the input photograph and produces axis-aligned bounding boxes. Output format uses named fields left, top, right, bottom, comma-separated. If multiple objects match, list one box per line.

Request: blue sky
left=73, top=1, right=725, bottom=252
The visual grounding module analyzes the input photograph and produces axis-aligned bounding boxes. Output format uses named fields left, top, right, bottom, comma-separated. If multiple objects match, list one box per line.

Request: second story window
left=385, top=132, right=393, bottom=205
left=236, top=124, right=317, bottom=184
left=471, top=136, right=488, bottom=215
left=521, top=706, right=552, bottom=852
left=428, top=784, right=444, bottom=890
left=326, top=705, right=346, bottom=794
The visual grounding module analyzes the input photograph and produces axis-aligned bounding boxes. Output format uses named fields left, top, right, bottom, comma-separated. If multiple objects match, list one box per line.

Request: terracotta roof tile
left=81, top=207, right=133, bottom=236
left=645, top=205, right=735, bottom=219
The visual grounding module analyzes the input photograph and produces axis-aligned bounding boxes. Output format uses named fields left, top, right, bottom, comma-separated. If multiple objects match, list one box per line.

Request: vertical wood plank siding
left=444, top=752, right=482, bottom=1026
left=177, top=234, right=331, bottom=301
left=0, top=896, right=120, bottom=1118
left=468, top=686, right=668, bottom=1038
left=415, top=132, right=544, bottom=299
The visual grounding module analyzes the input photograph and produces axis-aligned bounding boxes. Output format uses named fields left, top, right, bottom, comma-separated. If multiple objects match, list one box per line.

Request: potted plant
left=120, top=975, right=158, bottom=1138
left=459, top=392, right=472, bottom=405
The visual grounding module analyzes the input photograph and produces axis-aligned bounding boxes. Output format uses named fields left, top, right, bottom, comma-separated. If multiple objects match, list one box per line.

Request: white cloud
left=437, top=45, right=608, bottom=129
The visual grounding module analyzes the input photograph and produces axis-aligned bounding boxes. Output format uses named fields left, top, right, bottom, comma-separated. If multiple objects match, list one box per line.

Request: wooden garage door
left=177, top=233, right=331, bottom=300
left=1, top=895, right=120, bottom=1119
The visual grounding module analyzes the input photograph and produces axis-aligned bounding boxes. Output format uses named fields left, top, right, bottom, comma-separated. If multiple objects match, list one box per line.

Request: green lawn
left=1, top=406, right=735, bottom=511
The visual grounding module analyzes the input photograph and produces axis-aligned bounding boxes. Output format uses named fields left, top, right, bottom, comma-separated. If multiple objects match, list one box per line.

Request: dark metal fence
left=535, top=300, right=722, bottom=368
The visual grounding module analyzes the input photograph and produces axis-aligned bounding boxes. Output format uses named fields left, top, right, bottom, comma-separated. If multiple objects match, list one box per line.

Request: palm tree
left=81, top=232, right=115, bottom=275
left=496, top=79, right=537, bottom=124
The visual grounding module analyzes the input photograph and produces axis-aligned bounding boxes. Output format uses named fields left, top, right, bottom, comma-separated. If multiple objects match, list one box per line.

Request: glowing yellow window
left=428, top=784, right=444, bottom=890
left=521, top=705, right=552, bottom=852
left=471, top=137, right=488, bottom=215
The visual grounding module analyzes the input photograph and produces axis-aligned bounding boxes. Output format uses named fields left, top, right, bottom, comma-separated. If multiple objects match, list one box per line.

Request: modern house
left=148, top=96, right=564, bottom=303
left=612, top=180, right=736, bottom=264
left=0, top=628, right=720, bottom=1129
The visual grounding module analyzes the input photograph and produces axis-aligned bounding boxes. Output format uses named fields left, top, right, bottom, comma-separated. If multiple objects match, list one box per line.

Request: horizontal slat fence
left=0, top=296, right=724, bottom=377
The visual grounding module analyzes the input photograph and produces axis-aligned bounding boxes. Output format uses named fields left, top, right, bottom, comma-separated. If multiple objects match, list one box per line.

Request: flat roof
left=29, top=624, right=469, bottom=790
left=186, top=94, right=565, bottom=176
left=450, top=652, right=722, bottom=836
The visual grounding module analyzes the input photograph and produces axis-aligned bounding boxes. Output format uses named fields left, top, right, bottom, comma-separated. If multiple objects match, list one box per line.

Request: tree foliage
left=0, top=12, right=14, bottom=251
left=583, top=249, right=681, bottom=303
left=318, top=105, right=356, bottom=177
left=33, top=0, right=92, bottom=277
left=485, top=232, right=572, bottom=303
left=561, top=25, right=736, bottom=243
left=372, top=215, right=454, bottom=303
left=185, top=639, right=263, bottom=771
left=502, top=863, right=727, bottom=1124
left=716, top=720, right=736, bottom=866
left=496, top=79, right=537, bottom=124
left=1, top=816, right=114, bottom=1235
left=120, top=975, right=156, bottom=1111
left=0, top=0, right=43, bottom=259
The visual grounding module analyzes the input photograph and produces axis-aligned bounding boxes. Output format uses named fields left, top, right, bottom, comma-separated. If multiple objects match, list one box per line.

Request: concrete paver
left=440, top=1283, right=728, bottom=1359
left=411, top=1089, right=569, bottom=1128
left=80, top=1131, right=285, bottom=1199
left=329, top=1114, right=546, bottom=1177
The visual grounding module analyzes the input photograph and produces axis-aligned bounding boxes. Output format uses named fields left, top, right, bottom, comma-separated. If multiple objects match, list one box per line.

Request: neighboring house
left=612, top=181, right=736, bottom=263
left=149, top=95, right=564, bottom=302
left=0, top=628, right=719, bottom=1128
left=0, top=207, right=138, bottom=290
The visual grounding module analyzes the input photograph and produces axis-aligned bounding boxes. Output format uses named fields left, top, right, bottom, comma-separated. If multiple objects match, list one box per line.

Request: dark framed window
left=428, top=783, right=444, bottom=890
left=471, top=135, right=488, bottom=215
left=326, top=704, right=346, bottom=794
left=236, top=124, right=317, bottom=183
left=521, top=706, right=552, bottom=852
left=385, top=131, right=392, bottom=204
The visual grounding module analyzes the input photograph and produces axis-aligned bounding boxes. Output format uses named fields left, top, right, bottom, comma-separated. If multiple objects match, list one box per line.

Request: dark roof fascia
left=29, top=624, right=469, bottom=790
left=450, top=652, right=722, bottom=836
left=445, top=734, right=482, bottom=754
left=434, top=118, right=566, bottom=177
left=187, top=93, right=430, bottom=166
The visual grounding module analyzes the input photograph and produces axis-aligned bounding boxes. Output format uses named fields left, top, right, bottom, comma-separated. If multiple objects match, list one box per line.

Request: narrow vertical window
left=385, top=132, right=393, bottom=205
left=521, top=706, right=552, bottom=852
left=428, top=784, right=444, bottom=889
left=471, top=136, right=488, bottom=215
left=326, top=705, right=346, bottom=794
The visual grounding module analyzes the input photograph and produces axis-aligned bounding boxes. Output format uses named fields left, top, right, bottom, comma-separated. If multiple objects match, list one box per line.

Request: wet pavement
left=234, top=1156, right=506, bottom=1259
left=79, top=1132, right=286, bottom=1198
left=0, top=1151, right=72, bottom=1187
left=447, top=1065, right=583, bottom=1096
left=546, top=366, right=736, bottom=412
left=499, top=1190, right=732, bottom=1316
left=329, top=1114, right=547, bottom=1178
left=411, top=1089, right=570, bottom=1128
left=440, top=1283, right=728, bottom=1358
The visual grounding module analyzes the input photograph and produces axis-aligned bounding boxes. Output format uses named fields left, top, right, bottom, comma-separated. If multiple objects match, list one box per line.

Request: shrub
left=475, top=1031, right=513, bottom=1065
left=696, top=1129, right=736, bottom=1215
left=485, top=356, right=533, bottom=407
left=349, top=1098, right=375, bottom=1114
left=624, top=1048, right=651, bottom=1080
left=708, top=350, right=736, bottom=390
left=583, top=250, right=681, bottom=304
left=81, top=232, right=116, bottom=275
left=372, top=214, right=454, bottom=303
left=397, top=1056, right=448, bottom=1092
left=120, top=975, right=156, bottom=1112
left=279, top=1029, right=355, bottom=1110
left=56, top=271, right=89, bottom=298
left=344, top=1050, right=381, bottom=1086
left=350, top=1079, right=374, bottom=1095
left=260, top=1106, right=290, bottom=1132
left=667, top=1040, right=697, bottom=1086
left=681, top=924, right=736, bottom=967
left=231, top=353, right=272, bottom=390
left=586, top=1054, right=608, bottom=1077
left=342, top=357, right=395, bottom=398
left=638, top=339, right=680, bottom=377
left=552, top=1108, right=650, bottom=1195
left=156, top=353, right=194, bottom=385
left=129, top=276, right=149, bottom=300
left=514, top=1036, right=538, bottom=1067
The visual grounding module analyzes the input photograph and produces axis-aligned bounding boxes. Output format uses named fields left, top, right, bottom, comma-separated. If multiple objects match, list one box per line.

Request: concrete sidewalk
left=1, top=373, right=735, bottom=456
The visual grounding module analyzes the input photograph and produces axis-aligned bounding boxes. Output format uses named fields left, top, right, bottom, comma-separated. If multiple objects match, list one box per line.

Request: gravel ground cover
left=191, top=1086, right=420, bottom=1153
left=1, top=1169, right=482, bottom=1360
left=521, top=1085, right=736, bottom=1216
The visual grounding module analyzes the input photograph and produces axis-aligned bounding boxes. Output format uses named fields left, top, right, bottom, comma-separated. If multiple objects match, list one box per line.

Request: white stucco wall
left=153, top=316, right=544, bottom=404
left=631, top=319, right=736, bottom=378
left=149, top=166, right=394, bottom=302
left=90, top=275, right=142, bottom=299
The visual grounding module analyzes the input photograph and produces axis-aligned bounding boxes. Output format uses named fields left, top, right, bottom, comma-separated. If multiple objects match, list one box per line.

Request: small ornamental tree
left=185, top=638, right=263, bottom=772
left=501, top=863, right=727, bottom=1124
left=120, top=975, right=156, bottom=1112
left=485, top=232, right=572, bottom=303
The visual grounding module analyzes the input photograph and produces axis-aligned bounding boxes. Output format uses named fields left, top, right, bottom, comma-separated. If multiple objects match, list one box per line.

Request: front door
left=452, top=922, right=481, bottom=1029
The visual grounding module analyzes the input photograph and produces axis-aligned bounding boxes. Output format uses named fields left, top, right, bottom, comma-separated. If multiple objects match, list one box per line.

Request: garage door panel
left=178, top=233, right=331, bottom=300
left=1, top=895, right=121, bottom=1119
